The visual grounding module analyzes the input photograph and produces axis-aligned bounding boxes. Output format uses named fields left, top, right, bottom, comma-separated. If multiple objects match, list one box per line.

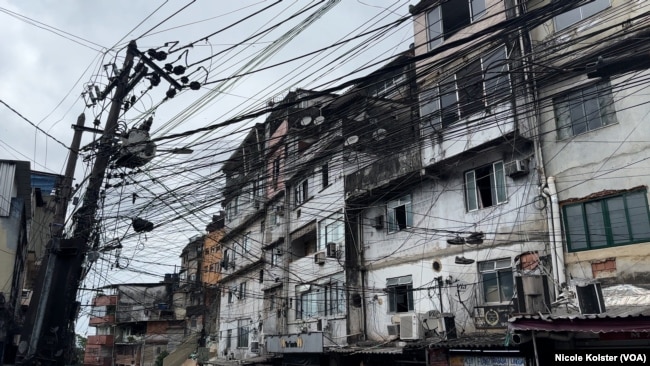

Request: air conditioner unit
left=274, top=248, right=282, bottom=256
left=387, top=324, right=400, bottom=337
left=250, top=341, right=260, bottom=353
left=505, top=159, right=529, bottom=178
left=317, top=318, right=329, bottom=332
left=314, top=252, right=326, bottom=265
left=399, top=313, right=423, bottom=340
left=576, top=283, right=606, bottom=315
left=326, top=243, right=337, bottom=258
left=514, top=275, right=551, bottom=314
left=373, top=215, right=384, bottom=229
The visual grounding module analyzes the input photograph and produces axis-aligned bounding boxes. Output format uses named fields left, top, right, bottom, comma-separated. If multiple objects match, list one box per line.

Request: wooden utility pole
left=17, top=41, right=138, bottom=366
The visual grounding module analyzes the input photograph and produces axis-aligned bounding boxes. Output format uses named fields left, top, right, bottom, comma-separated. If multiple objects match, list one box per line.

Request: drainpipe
left=543, top=177, right=566, bottom=297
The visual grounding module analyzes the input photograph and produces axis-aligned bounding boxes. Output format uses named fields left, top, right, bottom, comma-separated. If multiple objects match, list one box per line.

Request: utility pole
left=17, top=41, right=138, bottom=366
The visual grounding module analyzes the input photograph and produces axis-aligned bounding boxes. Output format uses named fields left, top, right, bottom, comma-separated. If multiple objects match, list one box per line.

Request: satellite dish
left=372, top=128, right=387, bottom=141
left=301, top=116, right=312, bottom=126
left=314, top=116, right=325, bottom=125
left=344, top=135, right=359, bottom=146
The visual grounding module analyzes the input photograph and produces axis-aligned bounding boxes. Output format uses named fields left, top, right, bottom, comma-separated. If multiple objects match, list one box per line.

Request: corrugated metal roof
left=427, top=333, right=511, bottom=349
left=327, top=346, right=403, bottom=355
left=509, top=305, right=650, bottom=322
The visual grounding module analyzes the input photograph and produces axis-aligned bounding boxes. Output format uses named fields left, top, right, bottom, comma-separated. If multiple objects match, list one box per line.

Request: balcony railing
left=87, top=335, right=115, bottom=346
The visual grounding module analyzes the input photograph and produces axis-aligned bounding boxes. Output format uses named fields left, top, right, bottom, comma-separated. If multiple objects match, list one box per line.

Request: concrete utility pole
left=17, top=41, right=138, bottom=366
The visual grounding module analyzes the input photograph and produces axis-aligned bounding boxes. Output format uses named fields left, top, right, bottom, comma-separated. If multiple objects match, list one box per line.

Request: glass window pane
left=495, top=258, right=511, bottom=269
left=484, top=46, right=509, bottom=106
left=419, top=87, right=441, bottom=135
left=482, top=272, right=499, bottom=302
left=498, top=270, right=514, bottom=302
left=582, top=0, right=609, bottom=18
left=606, top=196, right=629, bottom=244
left=494, top=162, right=507, bottom=203
left=597, top=83, right=616, bottom=126
left=471, top=0, right=486, bottom=20
left=582, top=85, right=602, bottom=131
left=585, top=201, right=608, bottom=248
left=478, top=261, right=494, bottom=272
left=565, top=205, right=588, bottom=250
left=466, top=171, right=477, bottom=211
left=405, top=202, right=413, bottom=227
left=440, top=76, right=458, bottom=127
left=387, top=206, right=397, bottom=232
left=626, top=192, right=650, bottom=241
left=427, top=7, right=443, bottom=49
left=555, top=8, right=581, bottom=31
left=457, top=59, right=483, bottom=118
left=569, top=97, right=587, bottom=136
left=407, top=285, right=414, bottom=311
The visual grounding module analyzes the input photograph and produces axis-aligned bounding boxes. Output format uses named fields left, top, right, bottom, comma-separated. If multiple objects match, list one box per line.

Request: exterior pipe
left=543, top=176, right=566, bottom=297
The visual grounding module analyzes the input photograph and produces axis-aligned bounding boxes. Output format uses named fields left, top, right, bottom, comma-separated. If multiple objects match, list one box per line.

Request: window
left=479, top=258, right=513, bottom=303
left=228, top=289, right=234, bottom=304
left=427, top=0, right=486, bottom=49
left=294, top=179, right=309, bottom=207
left=259, top=269, right=264, bottom=283
left=420, top=46, right=509, bottom=134
left=322, top=163, right=329, bottom=189
left=242, top=233, right=250, bottom=252
left=296, top=281, right=345, bottom=319
left=555, top=0, right=609, bottom=32
left=387, top=195, right=413, bottom=232
left=226, top=329, right=232, bottom=349
left=563, top=190, right=650, bottom=252
left=237, top=319, right=249, bottom=348
left=465, top=161, right=507, bottom=211
left=271, top=249, right=279, bottom=266
left=318, top=212, right=344, bottom=251
left=272, top=157, right=280, bottom=187
left=239, top=282, right=247, bottom=300
left=554, top=81, right=616, bottom=139
left=370, top=74, right=406, bottom=97
left=386, top=275, right=414, bottom=313
left=225, top=197, right=238, bottom=221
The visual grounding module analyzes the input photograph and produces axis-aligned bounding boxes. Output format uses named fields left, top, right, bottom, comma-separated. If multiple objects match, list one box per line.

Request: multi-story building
left=174, top=235, right=205, bottom=336
left=217, top=123, right=267, bottom=361
left=85, top=281, right=184, bottom=366
left=508, top=0, right=650, bottom=361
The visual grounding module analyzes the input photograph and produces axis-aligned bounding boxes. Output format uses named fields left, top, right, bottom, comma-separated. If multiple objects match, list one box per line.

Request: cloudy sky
left=0, top=0, right=418, bottom=335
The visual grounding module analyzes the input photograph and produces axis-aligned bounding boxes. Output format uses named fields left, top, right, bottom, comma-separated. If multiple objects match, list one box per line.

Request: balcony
left=87, top=335, right=115, bottom=346
left=92, top=295, right=117, bottom=307
left=89, top=314, right=115, bottom=326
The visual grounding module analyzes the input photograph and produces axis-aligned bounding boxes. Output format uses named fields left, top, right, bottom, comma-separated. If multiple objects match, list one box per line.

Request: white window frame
left=387, top=195, right=413, bottom=233
left=554, top=80, right=616, bottom=140
left=478, top=258, right=513, bottom=304
left=554, top=0, right=610, bottom=32
left=465, top=161, right=507, bottom=212
left=294, top=178, right=309, bottom=208
left=318, top=212, right=344, bottom=252
left=426, top=0, right=486, bottom=50
left=420, top=46, right=509, bottom=135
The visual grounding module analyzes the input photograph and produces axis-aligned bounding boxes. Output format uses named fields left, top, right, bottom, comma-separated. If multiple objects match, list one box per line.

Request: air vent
left=387, top=324, right=400, bottom=337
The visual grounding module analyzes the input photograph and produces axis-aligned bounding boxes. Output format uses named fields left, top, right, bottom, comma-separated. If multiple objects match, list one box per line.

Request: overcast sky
left=0, top=0, right=417, bottom=336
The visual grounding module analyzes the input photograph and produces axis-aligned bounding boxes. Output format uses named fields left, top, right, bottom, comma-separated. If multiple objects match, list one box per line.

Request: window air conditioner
left=387, top=324, right=400, bottom=337
left=274, top=248, right=282, bottom=256
left=399, top=313, right=423, bottom=340
left=505, top=159, right=529, bottom=178
left=314, top=252, right=326, bottom=265
left=326, top=243, right=337, bottom=258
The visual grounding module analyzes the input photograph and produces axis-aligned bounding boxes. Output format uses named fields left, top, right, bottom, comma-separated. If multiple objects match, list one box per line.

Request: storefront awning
left=509, top=306, right=650, bottom=333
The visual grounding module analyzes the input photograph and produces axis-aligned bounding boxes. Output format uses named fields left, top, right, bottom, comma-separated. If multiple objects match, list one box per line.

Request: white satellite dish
left=314, top=116, right=325, bottom=125
left=372, top=128, right=387, bottom=141
left=344, top=135, right=359, bottom=146
left=301, top=116, right=312, bottom=126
